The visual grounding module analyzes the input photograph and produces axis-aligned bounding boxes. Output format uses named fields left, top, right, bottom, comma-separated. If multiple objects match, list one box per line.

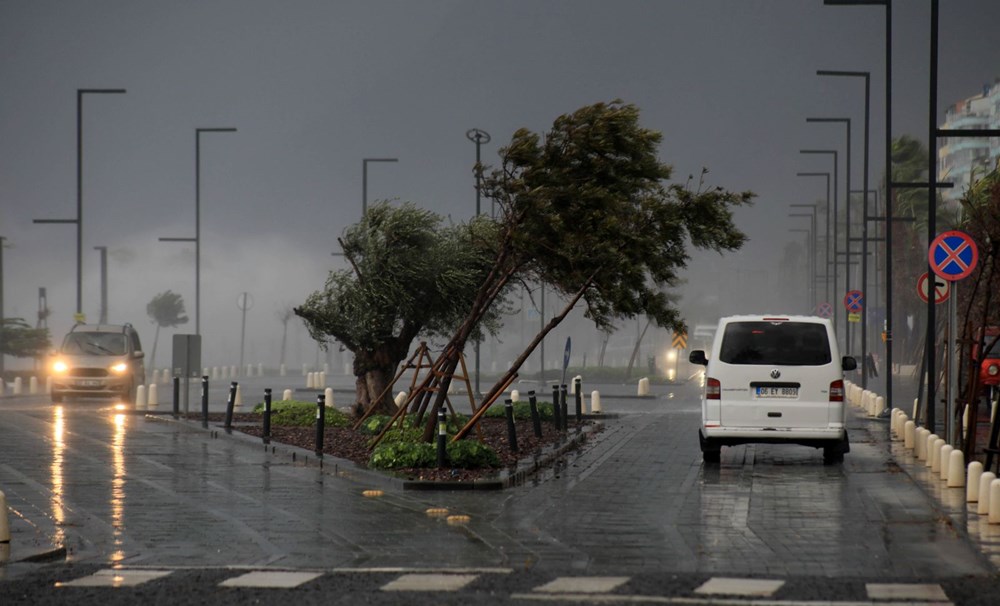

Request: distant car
left=688, top=315, right=857, bottom=464
left=49, top=323, right=145, bottom=404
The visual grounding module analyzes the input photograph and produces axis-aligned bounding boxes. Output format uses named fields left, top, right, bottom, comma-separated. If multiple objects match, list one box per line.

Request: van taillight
left=830, top=379, right=844, bottom=402
left=706, top=378, right=721, bottom=400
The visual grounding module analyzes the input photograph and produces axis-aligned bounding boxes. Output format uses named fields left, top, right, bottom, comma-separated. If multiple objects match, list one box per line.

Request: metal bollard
left=263, top=388, right=272, bottom=445
left=437, top=409, right=447, bottom=468
left=315, top=394, right=325, bottom=457
left=574, top=377, right=582, bottom=422
left=201, top=376, right=210, bottom=428
left=560, top=384, right=568, bottom=431
left=224, top=382, right=238, bottom=430
left=504, top=398, right=518, bottom=453
left=172, top=376, right=180, bottom=418
left=551, top=385, right=561, bottom=431
left=528, top=390, right=542, bottom=438
left=0, top=489, right=9, bottom=544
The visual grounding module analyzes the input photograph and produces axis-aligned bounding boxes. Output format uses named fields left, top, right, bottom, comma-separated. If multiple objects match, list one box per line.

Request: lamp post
left=34, top=88, right=126, bottom=322
left=796, top=172, right=831, bottom=304
left=789, top=227, right=814, bottom=312
left=818, top=71, right=872, bottom=388
left=0, top=236, right=5, bottom=374
left=805, top=118, right=852, bottom=352
left=799, top=149, right=840, bottom=341
left=791, top=205, right=820, bottom=310
left=466, top=128, right=491, bottom=395
left=94, top=246, right=107, bottom=324
left=362, top=158, right=398, bottom=216
left=160, top=127, right=237, bottom=335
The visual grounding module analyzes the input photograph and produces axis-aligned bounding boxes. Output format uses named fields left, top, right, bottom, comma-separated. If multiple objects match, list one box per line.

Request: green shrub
left=447, top=439, right=501, bottom=468
left=250, top=399, right=350, bottom=427
left=369, top=441, right=436, bottom=469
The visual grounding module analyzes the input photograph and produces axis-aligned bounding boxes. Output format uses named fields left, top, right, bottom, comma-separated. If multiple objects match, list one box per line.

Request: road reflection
left=111, top=411, right=127, bottom=563
left=50, top=406, right=66, bottom=546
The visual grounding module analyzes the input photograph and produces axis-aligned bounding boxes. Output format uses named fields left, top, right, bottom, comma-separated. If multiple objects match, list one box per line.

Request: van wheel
left=699, top=430, right=721, bottom=464
left=703, top=450, right=721, bottom=464
left=823, top=448, right=844, bottom=464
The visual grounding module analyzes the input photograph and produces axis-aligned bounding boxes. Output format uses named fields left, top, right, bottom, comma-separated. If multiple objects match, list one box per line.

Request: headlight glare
left=53, top=360, right=68, bottom=373
left=110, top=362, right=129, bottom=374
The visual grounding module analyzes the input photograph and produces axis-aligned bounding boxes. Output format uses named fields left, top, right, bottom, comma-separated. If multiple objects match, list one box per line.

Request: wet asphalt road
left=2, top=375, right=1000, bottom=604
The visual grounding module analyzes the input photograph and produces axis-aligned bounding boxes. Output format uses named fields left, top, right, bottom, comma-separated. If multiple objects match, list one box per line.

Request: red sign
left=843, top=290, right=864, bottom=313
left=916, top=272, right=950, bottom=304
left=928, top=230, right=978, bottom=281
left=816, top=302, right=833, bottom=319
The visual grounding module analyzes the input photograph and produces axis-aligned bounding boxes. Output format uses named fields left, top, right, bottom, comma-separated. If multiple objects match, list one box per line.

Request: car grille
left=71, top=368, right=109, bottom=377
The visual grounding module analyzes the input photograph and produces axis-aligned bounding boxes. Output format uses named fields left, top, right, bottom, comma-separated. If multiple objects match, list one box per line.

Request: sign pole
left=948, top=282, right=958, bottom=444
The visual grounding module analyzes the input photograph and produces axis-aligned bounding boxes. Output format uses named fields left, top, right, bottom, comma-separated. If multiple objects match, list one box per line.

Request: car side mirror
left=842, top=356, right=857, bottom=371
left=689, top=350, right=708, bottom=366
left=134, top=351, right=145, bottom=359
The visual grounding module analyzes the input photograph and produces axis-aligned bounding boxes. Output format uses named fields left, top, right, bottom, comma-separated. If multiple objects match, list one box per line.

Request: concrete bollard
left=12, top=377, right=22, bottom=396
left=912, top=397, right=919, bottom=419
left=235, top=384, right=243, bottom=406
left=591, top=390, right=602, bottom=414
left=135, top=385, right=147, bottom=410
left=282, top=388, right=293, bottom=401
left=511, top=389, right=520, bottom=403
left=29, top=376, right=38, bottom=395
left=947, top=449, right=966, bottom=488
left=978, top=472, right=997, bottom=515
left=319, top=371, right=327, bottom=388
left=324, top=387, right=334, bottom=408
left=904, top=420, right=916, bottom=450
left=306, top=372, right=314, bottom=389
left=929, top=437, right=942, bottom=470
left=637, top=377, right=649, bottom=396
left=990, top=480, right=1000, bottom=524
left=147, top=383, right=158, bottom=408
left=394, top=391, right=407, bottom=408
left=875, top=396, right=885, bottom=417
left=968, top=461, right=984, bottom=501
left=939, top=445, right=953, bottom=480
left=0, top=489, right=9, bottom=543
left=916, top=429, right=928, bottom=461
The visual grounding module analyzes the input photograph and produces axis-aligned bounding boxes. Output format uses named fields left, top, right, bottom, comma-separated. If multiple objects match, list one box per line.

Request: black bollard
left=574, top=377, right=583, bottom=422
left=315, top=393, right=325, bottom=457
left=504, top=398, right=518, bottom=452
left=201, top=376, right=210, bottom=428
left=224, top=381, right=238, bottom=430
left=551, top=385, right=561, bottom=431
left=560, top=385, right=568, bottom=432
left=172, top=376, right=180, bottom=418
left=263, top=388, right=272, bottom=445
left=528, top=390, right=542, bottom=438
left=436, top=408, right=447, bottom=468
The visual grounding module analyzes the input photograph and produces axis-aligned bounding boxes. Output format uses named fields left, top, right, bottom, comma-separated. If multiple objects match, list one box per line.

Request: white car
left=688, top=315, right=857, bottom=464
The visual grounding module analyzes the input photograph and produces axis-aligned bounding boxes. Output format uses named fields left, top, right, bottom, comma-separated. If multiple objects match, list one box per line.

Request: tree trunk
left=149, top=324, right=160, bottom=382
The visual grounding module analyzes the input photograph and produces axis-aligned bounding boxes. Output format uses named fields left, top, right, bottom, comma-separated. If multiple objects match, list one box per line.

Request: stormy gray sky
left=2, top=1, right=1000, bottom=372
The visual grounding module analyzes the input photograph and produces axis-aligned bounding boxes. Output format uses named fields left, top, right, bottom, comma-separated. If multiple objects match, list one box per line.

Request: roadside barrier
left=947, top=450, right=965, bottom=487
left=904, top=420, right=916, bottom=449
left=528, top=391, right=542, bottom=437
left=394, top=391, right=407, bottom=408
left=510, top=389, right=520, bottom=403
left=551, top=385, right=562, bottom=431
left=504, top=399, right=518, bottom=453
left=147, top=383, right=158, bottom=408
left=0, top=489, right=10, bottom=543
left=591, top=390, right=602, bottom=414
left=637, top=377, right=650, bottom=396
left=968, top=461, right=984, bottom=501
left=315, top=394, right=325, bottom=457
left=282, top=389, right=292, bottom=401
left=926, top=434, right=940, bottom=469
left=262, top=388, right=272, bottom=444
left=990, top=479, right=1000, bottom=524
left=978, top=472, right=996, bottom=515
left=324, top=388, right=333, bottom=407
left=939, top=444, right=953, bottom=480
left=135, top=385, right=147, bottom=411
left=575, top=377, right=583, bottom=420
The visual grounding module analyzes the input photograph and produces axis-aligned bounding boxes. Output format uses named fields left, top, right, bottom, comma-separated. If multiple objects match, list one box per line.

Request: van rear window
left=718, top=321, right=831, bottom=366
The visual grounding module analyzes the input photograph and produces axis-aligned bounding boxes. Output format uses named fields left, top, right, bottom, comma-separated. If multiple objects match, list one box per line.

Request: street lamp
left=789, top=227, right=814, bottom=312
left=0, top=236, right=5, bottom=374
left=34, top=88, right=126, bottom=322
left=94, top=246, right=107, bottom=324
left=160, top=127, right=237, bottom=335
left=362, top=158, right=398, bottom=216
left=796, top=172, right=831, bottom=303
left=818, top=70, right=872, bottom=388
left=791, top=205, right=820, bottom=309
left=466, top=128, right=491, bottom=395
left=799, top=149, right=840, bottom=341
left=805, top=118, right=852, bottom=351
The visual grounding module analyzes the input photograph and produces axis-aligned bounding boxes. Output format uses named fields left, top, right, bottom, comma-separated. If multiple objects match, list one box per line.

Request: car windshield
left=719, top=321, right=831, bottom=366
left=62, top=332, right=127, bottom=356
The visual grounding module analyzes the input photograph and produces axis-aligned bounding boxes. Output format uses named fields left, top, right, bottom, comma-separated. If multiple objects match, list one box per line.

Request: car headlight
left=989, top=364, right=999, bottom=377
left=110, top=362, right=129, bottom=374
left=53, top=360, right=69, bottom=373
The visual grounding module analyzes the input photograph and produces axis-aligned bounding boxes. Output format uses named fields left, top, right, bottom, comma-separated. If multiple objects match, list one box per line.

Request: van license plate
left=755, top=386, right=798, bottom=399
left=75, top=379, right=101, bottom=387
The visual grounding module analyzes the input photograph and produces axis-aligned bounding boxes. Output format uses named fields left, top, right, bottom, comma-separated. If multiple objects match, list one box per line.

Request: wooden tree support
left=352, top=342, right=434, bottom=430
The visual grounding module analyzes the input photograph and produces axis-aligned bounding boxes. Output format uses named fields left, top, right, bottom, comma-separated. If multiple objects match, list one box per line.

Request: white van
left=688, top=315, right=857, bottom=464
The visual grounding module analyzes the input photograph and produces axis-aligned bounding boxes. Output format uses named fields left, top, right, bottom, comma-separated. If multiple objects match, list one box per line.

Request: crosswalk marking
left=694, top=577, right=785, bottom=597
left=534, top=576, right=630, bottom=593
left=866, top=583, right=949, bottom=601
left=381, top=573, right=479, bottom=592
left=219, top=571, right=323, bottom=588
left=55, top=569, right=173, bottom=588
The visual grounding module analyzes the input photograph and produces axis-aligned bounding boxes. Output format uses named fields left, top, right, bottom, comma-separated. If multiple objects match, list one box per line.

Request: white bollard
left=890, top=409, right=899, bottom=438
left=319, top=371, right=327, bottom=388
left=912, top=397, right=919, bottom=419
left=637, top=377, right=650, bottom=396
left=280, top=363, right=286, bottom=377
left=394, top=391, right=407, bottom=408
left=590, top=390, right=602, bottom=414
left=968, top=461, right=984, bottom=501
left=947, top=449, right=966, bottom=488
left=324, top=387, right=333, bottom=407
left=990, top=480, right=1000, bottom=524
left=939, top=445, right=953, bottom=480
left=916, top=429, right=928, bottom=461
left=929, top=437, right=942, bottom=471
left=135, top=385, right=147, bottom=410
left=511, top=389, right=520, bottom=403
left=904, top=421, right=916, bottom=450
left=12, top=377, right=22, bottom=396
left=235, top=384, right=243, bottom=406
left=0, top=489, right=9, bottom=543
left=29, top=376, right=38, bottom=395
left=151, top=369, right=159, bottom=384
left=282, top=389, right=293, bottom=401
left=978, top=472, right=997, bottom=515
left=147, top=383, right=158, bottom=408
left=306, top=372, right=314, bottom=389
left=874, top=396, right=885, bottom=417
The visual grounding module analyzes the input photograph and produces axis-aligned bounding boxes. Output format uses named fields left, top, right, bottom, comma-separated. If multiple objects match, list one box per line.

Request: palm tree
left=146, top=291, right=189, bottom=379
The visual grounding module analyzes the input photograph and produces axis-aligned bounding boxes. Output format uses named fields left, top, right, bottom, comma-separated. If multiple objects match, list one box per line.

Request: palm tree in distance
left=146, top=291, right=189, bottom=380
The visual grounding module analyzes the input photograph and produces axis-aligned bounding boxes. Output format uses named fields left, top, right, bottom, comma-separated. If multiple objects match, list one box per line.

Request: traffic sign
left=848, top=313, right=861, bottom=323
left=929, top=230, right=978, bottom=281
left=843, top=290, right=864, bottom=313
left=816, top=302, right=833, bottom=319
left=672, top=331, right=687, bottom=349
left=916, top=271, right=950, bottom=304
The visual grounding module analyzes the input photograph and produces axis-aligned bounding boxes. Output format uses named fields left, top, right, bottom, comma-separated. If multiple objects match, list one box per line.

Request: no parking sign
left=928, top=230, right=978, bottom=281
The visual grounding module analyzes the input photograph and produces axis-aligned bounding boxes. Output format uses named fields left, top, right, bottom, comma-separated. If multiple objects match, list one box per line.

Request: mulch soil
left=195, top=412, right=599, bottom=483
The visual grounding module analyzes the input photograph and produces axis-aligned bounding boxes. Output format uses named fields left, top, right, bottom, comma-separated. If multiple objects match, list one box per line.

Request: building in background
left=938, top=78, right=1000, bottom=208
